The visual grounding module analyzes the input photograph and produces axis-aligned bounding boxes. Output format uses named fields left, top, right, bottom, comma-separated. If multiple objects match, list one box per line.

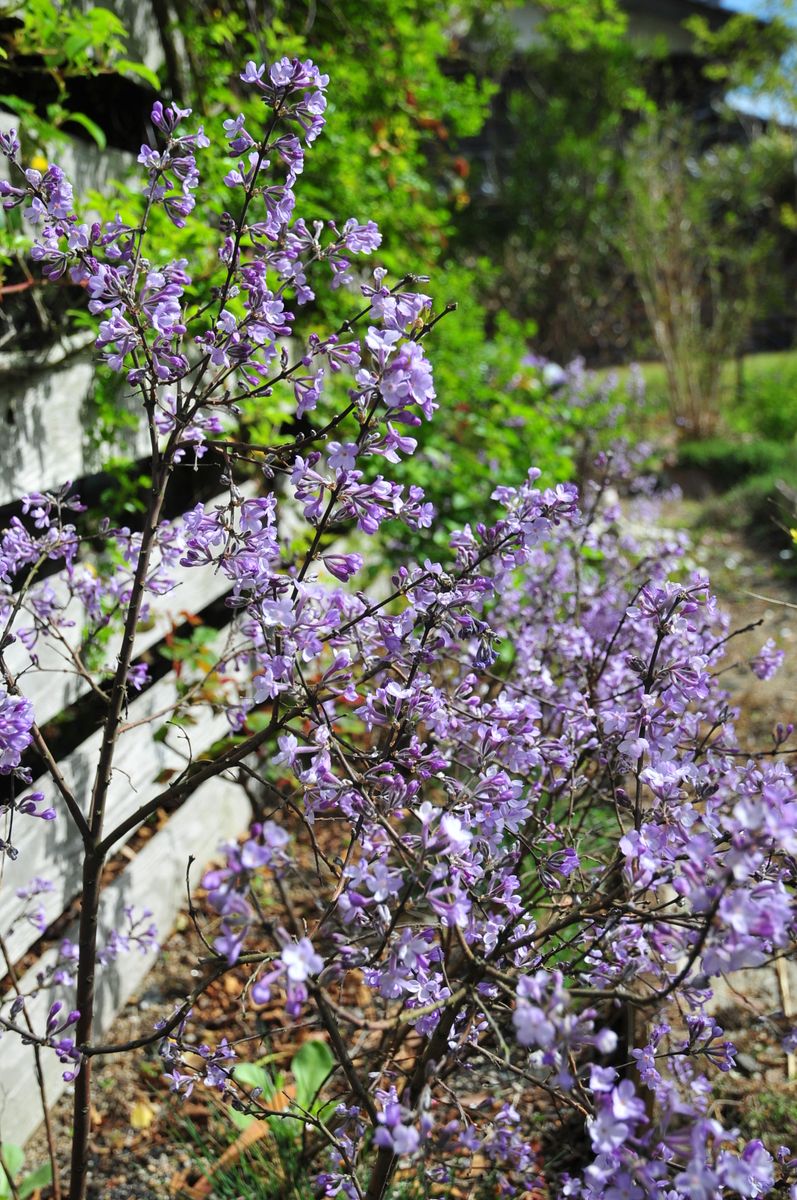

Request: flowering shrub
left=0, top=52, right=795, bottom=1200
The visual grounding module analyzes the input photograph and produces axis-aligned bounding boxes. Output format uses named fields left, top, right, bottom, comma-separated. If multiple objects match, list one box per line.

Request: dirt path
left=656, top=497, right=797, bottom=744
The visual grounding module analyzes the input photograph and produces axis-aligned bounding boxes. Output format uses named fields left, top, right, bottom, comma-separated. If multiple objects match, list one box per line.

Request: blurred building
left=459, top=0, right=781, bottom=364
left=508, top=0, right=735, bottom=54
left=506, top=0, right=751, bottom=110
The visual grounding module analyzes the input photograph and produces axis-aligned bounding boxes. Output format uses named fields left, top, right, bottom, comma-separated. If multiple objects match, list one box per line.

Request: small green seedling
left=0, top=1144, right=53, bottom=1200
left=229, top=1040, right=336, bottom=1132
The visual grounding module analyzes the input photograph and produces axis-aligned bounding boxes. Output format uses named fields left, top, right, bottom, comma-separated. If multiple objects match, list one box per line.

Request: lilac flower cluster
left=0, top=54, right=794, bottom=1200
left=162, top=452, right=797, bottom=1198
left=0, top=689, right=33, bottom=775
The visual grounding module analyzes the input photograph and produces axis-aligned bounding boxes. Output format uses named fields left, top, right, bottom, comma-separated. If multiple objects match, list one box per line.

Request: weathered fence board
left=0, top=337, right=150, bottom=505
left=0, top=776, right=252, bottom=1146
left=1, top=671, right=236, bottom=969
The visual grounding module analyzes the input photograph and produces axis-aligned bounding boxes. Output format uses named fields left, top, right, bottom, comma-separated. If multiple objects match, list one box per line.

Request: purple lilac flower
left=0, top=689, right=34, bottom=773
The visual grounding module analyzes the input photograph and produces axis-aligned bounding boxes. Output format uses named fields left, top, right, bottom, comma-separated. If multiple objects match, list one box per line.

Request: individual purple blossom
left=150, top=99, right=192, bottom=135
left=0, top=128, right=20, bottom=158
left=164, top=1066, right=195, bottom=1098
left=16, top=790, right=56, bottom=820
left=327, top=441, right=359, bottom=473
left=718, top=1141, right=774, bottom=1196
left=342, top=219, right=381, bottom=253
left=323, top=553, right=364, bottom=582
left=375, top=1095, right=422, bottom=1157
left=281, top=937, right=324, bottom=983
left=240, top=821, right=290, bottom=869
left=513, top=1000, right=556, bottom=1049
left=539, top=846, right=579, bottom=889
left=126, top=662, right=150, bottom=692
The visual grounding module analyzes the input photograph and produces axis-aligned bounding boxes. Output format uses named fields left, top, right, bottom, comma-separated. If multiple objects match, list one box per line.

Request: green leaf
left=85, top=8, right=127, bottom=38
left=243, top=710, right=273, bottom=733
left=116, top=59, right=160, bottom=91
left=0, top=95, right=35, bottom=118
left=0, top=1145, right=24, bottom=1196
left=233, top=1062, right=276, bottom=1095
left=291, top=1040, right=334, bottom=1112
left=228, top=1061, right=281, bottom=1129
left=63, top=111, right=107, bottom=151
left=226, top=1106, right=256, bottom=1132
left=19, top=1161, right=53, bottom=1199
left=63, top=32, right=93, bottom=62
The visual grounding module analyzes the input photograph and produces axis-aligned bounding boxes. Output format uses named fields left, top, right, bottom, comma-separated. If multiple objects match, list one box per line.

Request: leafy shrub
left=677, top=423, right=797, bottom=555
left=702, top=470, right=797, bottom=551
left=0, top=52, right=795, bottom=1200
left=393, top=289, right=654, bottom=557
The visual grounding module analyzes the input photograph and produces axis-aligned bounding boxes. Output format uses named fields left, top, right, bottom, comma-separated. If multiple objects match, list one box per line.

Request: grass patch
left=175, top=1113, right=312, bottom=1199
left=596, top=349, right=797, bottom=439
left=677, top=436, right=793, bottom=490
left=733, top=1086, right=797, bottom=1150
left=601, top=351, right=797, bottom=553
left=730, top=352, right=797, bottom=441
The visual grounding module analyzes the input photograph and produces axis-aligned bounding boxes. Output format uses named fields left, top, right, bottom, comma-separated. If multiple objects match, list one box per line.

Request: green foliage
left=385, top=261, right=652, bottom=558
left=177, top=1113, right=312, bottom=1200
left=98, top=0, right=499, bottom=308
left=8, top=0, right=128, bottom=74
left=227, top=1060, right=281, bottom=1131
left=679, top=425, right=797, bottom=559
left=59, top=0, right=508, bottom=469
left=459, top=0, right=797, bottom=376
left=159, top=626, right=219, bottom=666
left=290, top=1039, right=335, bottom=1114
left=0, top=3, right=154, bottom=279
left=159, top=625, right=223, bottom=703
left=229, top=1040, right=335, bottom=1131
left=703, top=468, right=796, bottom=537
left=675, top=351, right=797, bottom=556
left=676, top=349, right=797, bottom=474
left=621, top=110, right=789, bottom=438
left=171, top=1042, right=337, bottom=1199
left=732, top=1085, right=797, bottom=1153
left=96, top=462, right=151, bottom=520
left=728, top=358, right=797, bottom=444
left=685, top=7, right=794, bottom=95
left=460, top=0, right=653, bottom=362
left=535, top=0, right=629, bottom=53
left=389, top=262, right=554, bottom=552
left=0, top=1, right=154, bottom=147
left=678, top=436, right=793, bottom=490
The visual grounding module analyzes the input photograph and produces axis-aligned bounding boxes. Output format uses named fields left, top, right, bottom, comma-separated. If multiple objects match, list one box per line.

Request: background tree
left=621, top=110, right=787, bottom=438
left=457, top=0, right=652, bottom=363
